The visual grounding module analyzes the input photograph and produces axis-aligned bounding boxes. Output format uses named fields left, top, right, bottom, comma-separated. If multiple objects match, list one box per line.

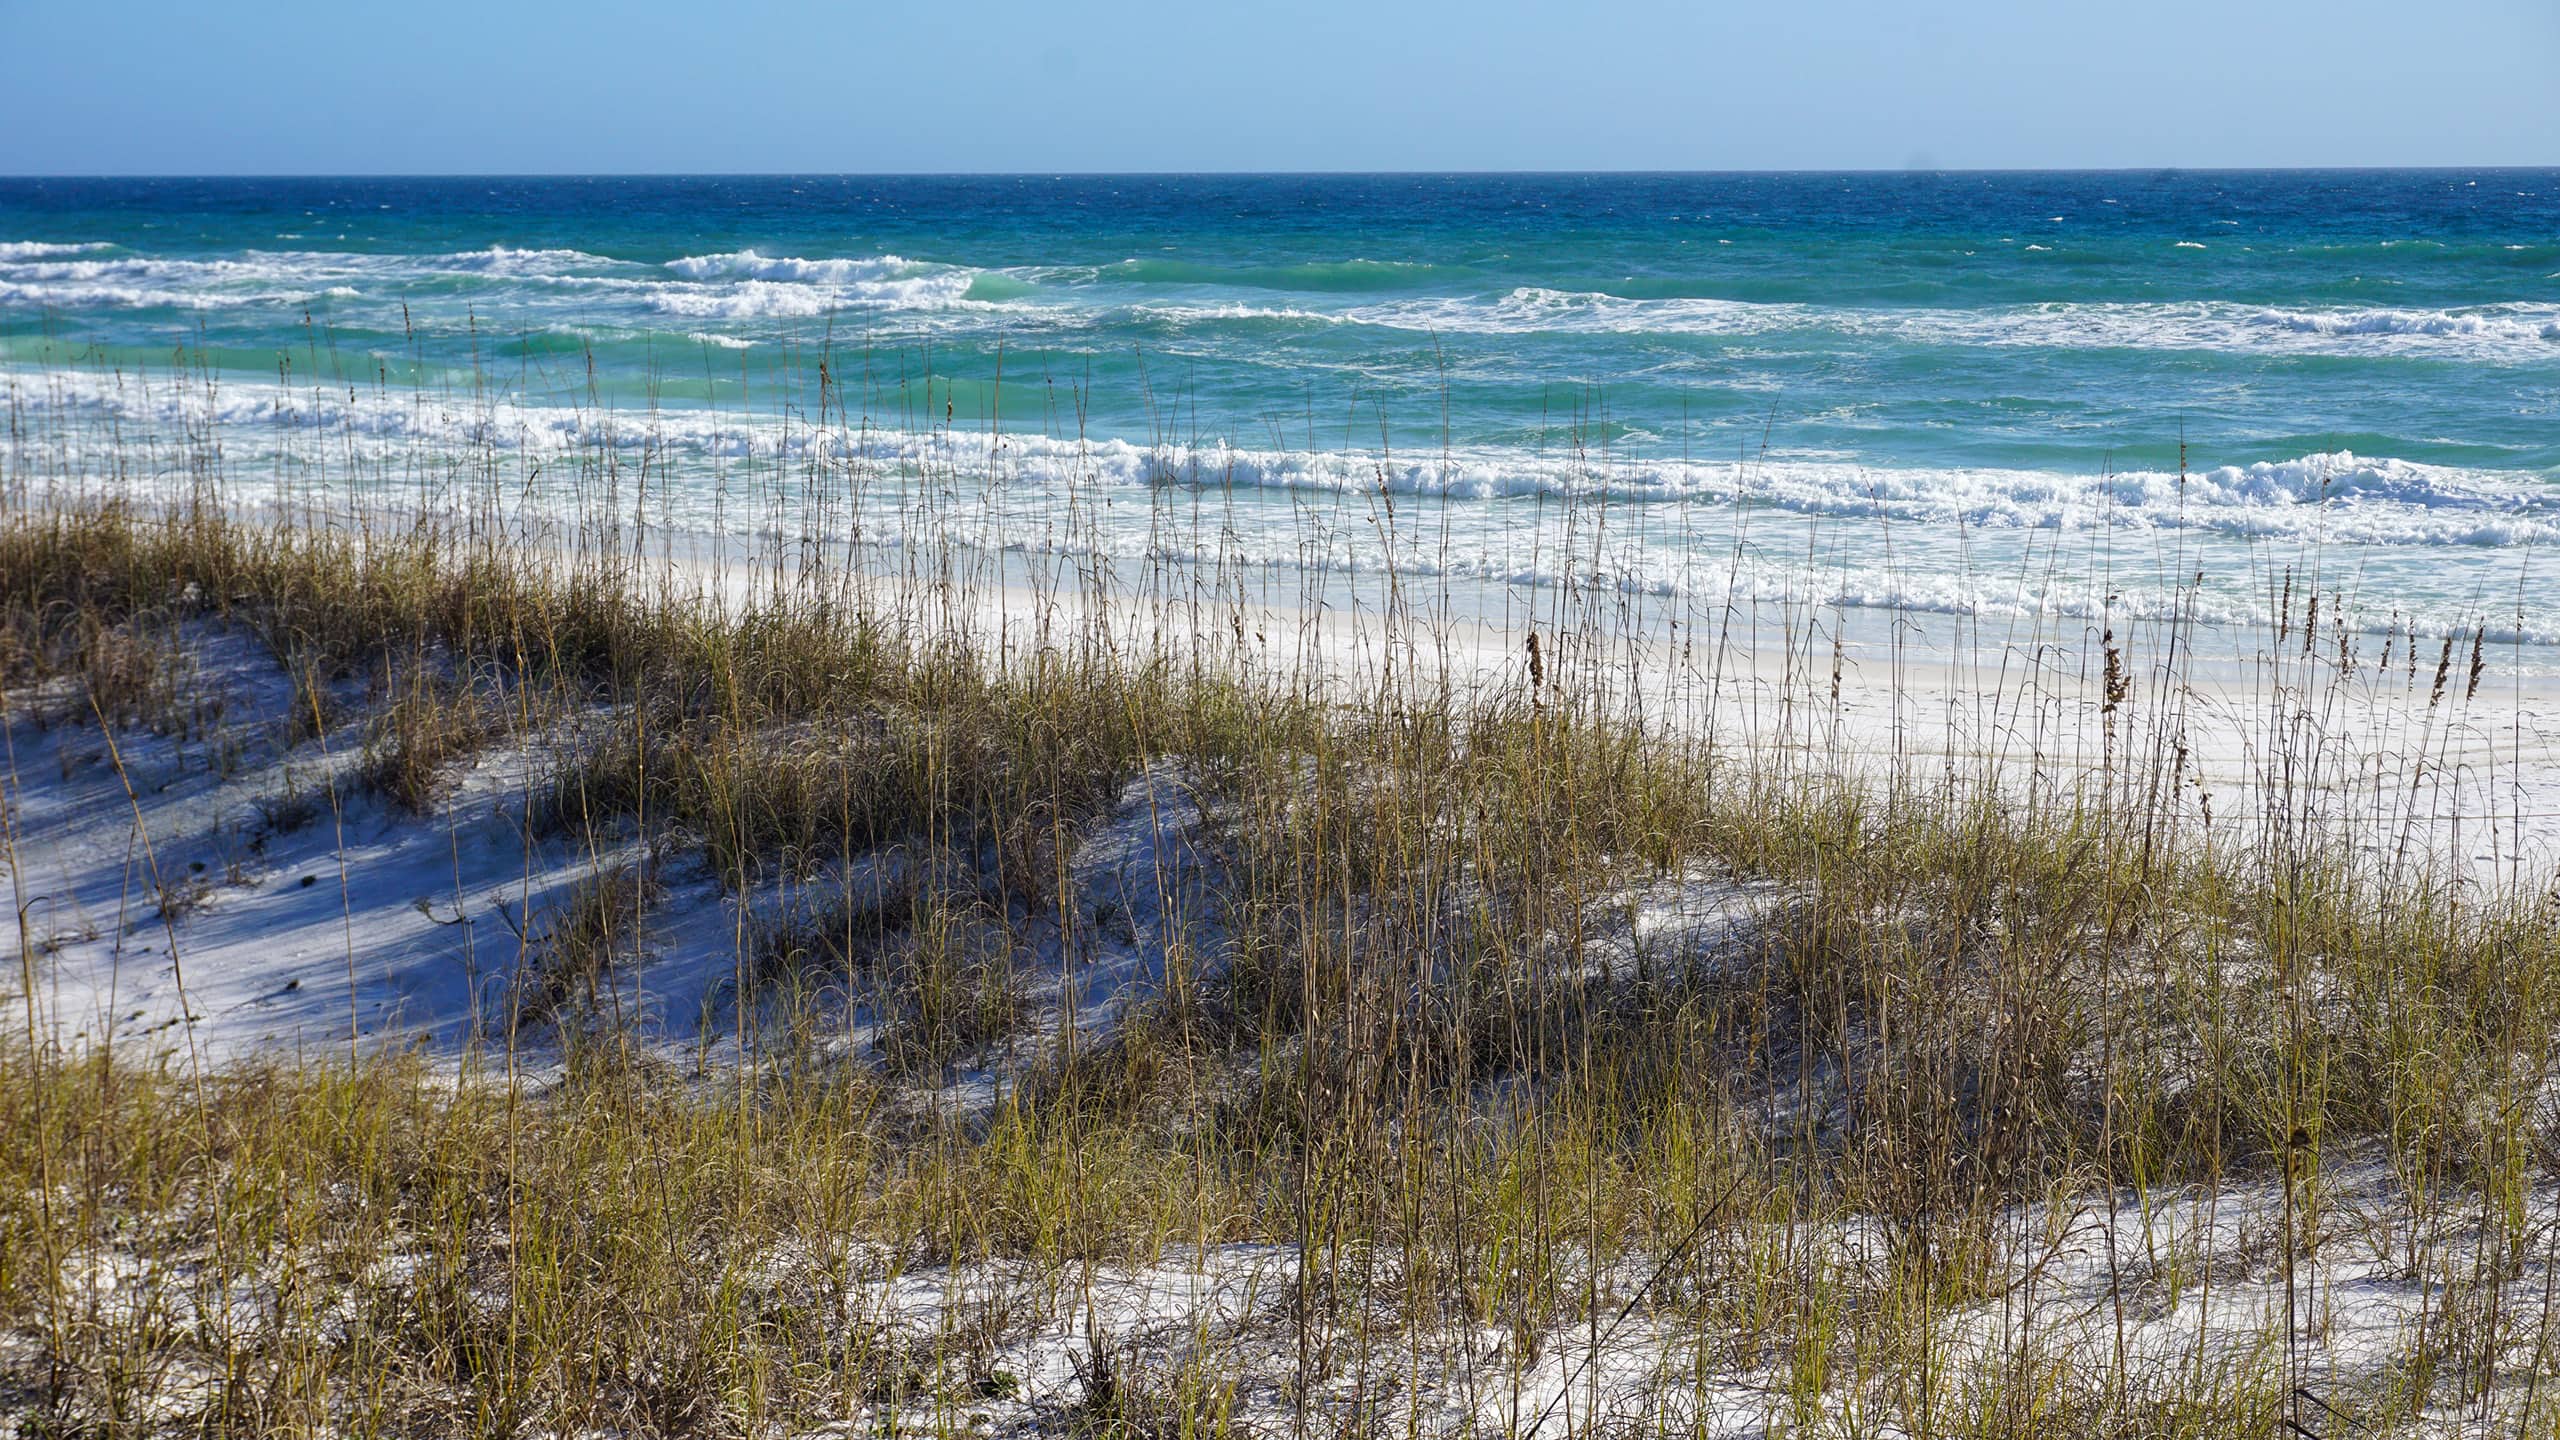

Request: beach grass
left=2, top=340, right=2557, bottom=1436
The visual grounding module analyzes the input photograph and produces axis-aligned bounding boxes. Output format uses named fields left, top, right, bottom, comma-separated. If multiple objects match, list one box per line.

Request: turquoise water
left=3, top=173, right=2555, bottom=648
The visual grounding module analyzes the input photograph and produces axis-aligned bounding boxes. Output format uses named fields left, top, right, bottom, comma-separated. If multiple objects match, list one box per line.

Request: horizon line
left=6, top=164, right=2559, bottom=183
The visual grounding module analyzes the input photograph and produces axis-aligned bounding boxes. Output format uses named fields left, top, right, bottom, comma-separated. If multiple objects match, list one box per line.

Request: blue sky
left=3, top=0, right=2555, bottom=173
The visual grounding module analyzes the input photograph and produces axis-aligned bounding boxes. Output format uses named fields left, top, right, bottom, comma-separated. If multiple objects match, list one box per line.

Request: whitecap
left=10, top=363, right=2554, bottom=646
left=1314, top=287, right=2560, bottom=361
left=0, top=241, right=113, bottom=260
left=0, top=280, right=294, bottom=310
left=439, top=246, right=619, bottom=274
left=645, top=251, right=987, bottom=314
left=645, top=281, right=844, bottom=319
left=642, top=276, right=982, bottom=318
left=1143, top=302, right=1339, bottom=325
left=664, top=250, right=910, bottom=284
left=2246, top=304, right=2560, bottom=346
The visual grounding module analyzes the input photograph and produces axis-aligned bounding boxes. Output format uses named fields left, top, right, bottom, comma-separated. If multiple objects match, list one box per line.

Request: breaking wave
left=1325, top=290, right=2560, bottom=361
left=649, top=251, right=988, bottom=313
left=6, top=362, right=2552, bottom=647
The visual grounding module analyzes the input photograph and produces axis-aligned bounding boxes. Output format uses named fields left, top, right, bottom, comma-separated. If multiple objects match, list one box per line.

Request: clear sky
left=3, top=0, right=2555, bottom=174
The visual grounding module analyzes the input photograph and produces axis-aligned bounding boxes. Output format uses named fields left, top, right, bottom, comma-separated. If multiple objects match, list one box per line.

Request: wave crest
left=0, top=241, right=114, bottom=260
left=650, top=251, right=986, bottom=314
left=1322, top=290, right=2560, bottom=360
left=440, top=246, right=621, bottom=274
left=665, top=250, right=911, bottom=283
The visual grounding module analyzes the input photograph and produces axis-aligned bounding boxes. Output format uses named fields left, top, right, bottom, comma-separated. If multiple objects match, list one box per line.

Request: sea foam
left=440, top=246, right=622, bottom=274
left=0, top=241, right=115, bottom=260
left=9, top=362, right=2553, bottom=646
left=648, top=252, right=986, bottom=314
left=10, top=363, right=2547, bottom=552
left=664, top=250, right=913, bottom=283
left=1317, top=289, right=2560, bottom=361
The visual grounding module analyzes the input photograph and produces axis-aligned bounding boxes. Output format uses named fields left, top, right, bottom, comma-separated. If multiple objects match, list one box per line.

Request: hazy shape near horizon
left=0, top=0, right=2554, bottom=174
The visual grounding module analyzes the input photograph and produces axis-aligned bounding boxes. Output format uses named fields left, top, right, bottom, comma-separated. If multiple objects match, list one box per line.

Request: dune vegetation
left=3, top=344, right=2557, bottom=1437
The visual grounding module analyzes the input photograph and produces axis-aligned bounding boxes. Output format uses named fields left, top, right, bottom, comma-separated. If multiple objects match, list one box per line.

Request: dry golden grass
left=2, top=344, right=2556, bottom=1436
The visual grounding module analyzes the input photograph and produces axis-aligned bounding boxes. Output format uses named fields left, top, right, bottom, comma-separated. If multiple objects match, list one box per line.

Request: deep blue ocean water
left=3, top=173, right=2555, bottom=646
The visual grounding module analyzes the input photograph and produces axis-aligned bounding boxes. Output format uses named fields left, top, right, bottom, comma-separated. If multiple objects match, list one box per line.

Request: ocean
left=3, top=172, right=2555, bottom=658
